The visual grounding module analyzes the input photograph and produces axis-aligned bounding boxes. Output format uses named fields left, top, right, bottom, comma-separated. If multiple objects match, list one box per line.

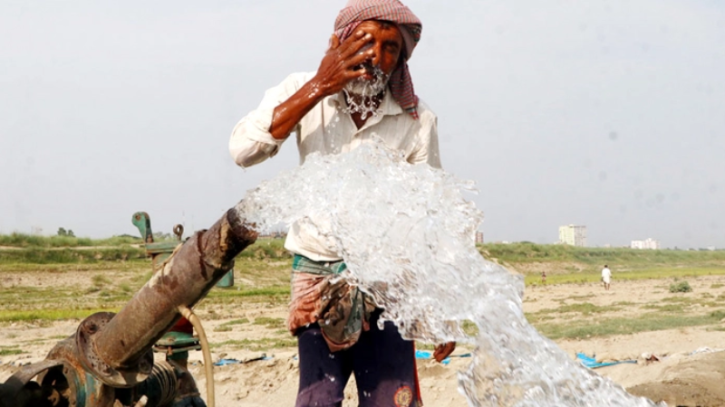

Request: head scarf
left=334, top=0, right=422, bottom=119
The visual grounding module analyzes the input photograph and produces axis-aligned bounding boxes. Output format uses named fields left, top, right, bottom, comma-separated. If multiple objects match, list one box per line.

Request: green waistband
left=292, top=254, right=347, bottom=275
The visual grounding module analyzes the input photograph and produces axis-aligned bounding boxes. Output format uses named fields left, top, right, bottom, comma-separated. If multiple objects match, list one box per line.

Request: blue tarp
left=415, top=350, right=472, bottom=366
left=576, top=353, right=637, bottom=369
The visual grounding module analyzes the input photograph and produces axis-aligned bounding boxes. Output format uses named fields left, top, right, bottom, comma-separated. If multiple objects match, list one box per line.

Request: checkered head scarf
left=334, top=0, right=422, bottom=119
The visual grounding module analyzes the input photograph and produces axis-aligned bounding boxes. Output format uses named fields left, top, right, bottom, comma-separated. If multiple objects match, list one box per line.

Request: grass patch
left=253, top=317, right=285, bottom=329
left=525, top=267, right=725, bottom=286
left=0, top=233, right=143, bottom=248
left=91, top=274, right=112, bottom=286
left=641, top=304, right=687, bottom=313
left=235, top=238, right=291, bottom=260
left=225, top=318, right=250, bottom=325
left=0, top=308, right=120, bottom=322
left=661, top=296, right=695, bottom=303
left=535, top=309, right=725, bottom=340
left=206, top=286, right=289, bottom=299
left=712, top=284, right=724, bottom=289
left=480, top=242, right=725, bottom=266
left=210, top=337, right=297, bottom=351
left=214, top=325, right=232, bottom=332
left=669, top=281, right=693, bottom=293
left=462, top=320, right=479, bottom=336
left=0, top=346, right=24, bottom=356
left=0, top=247, right=146, bottom=264
left=533, top=302, right=620, bottom=317
left=214, top=318, right=250, bottom=332
left=566, top=295, right=591, bottom=301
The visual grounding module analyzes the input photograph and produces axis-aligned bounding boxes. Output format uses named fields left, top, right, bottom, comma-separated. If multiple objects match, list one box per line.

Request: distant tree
left=57, top=227, right=67, bottom=236
left=68, top=230, right=75, bottom=237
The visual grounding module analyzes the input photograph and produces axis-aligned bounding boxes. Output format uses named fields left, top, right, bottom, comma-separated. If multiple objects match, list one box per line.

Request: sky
left=1, top=0, right=724, bottom=249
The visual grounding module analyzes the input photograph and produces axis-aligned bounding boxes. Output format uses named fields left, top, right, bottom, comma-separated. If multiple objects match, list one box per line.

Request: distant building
left=475, top=232, right=484, bottom=244
left=631, top=238, right=660, bottom=250
left=559, top=225, right=587, bottom=247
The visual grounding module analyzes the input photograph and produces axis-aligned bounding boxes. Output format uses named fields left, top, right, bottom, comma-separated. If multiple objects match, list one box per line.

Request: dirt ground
left=2, top=269, right=725, bottom=406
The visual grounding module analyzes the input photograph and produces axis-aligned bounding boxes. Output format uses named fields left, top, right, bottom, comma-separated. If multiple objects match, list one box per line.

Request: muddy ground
left=2, top=266, right=725, bottom=406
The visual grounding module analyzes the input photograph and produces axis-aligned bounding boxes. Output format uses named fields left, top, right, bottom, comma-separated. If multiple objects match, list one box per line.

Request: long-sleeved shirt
left=229, top=71, right=442, bottom=261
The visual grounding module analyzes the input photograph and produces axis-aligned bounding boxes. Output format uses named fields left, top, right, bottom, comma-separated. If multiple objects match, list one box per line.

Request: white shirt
left=602, top=267, right=612, bottom=280
left=229, top=72, right=442, bottom=261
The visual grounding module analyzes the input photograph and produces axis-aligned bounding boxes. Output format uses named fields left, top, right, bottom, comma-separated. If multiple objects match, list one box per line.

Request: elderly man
left=229, top=1, right=453, bottom=406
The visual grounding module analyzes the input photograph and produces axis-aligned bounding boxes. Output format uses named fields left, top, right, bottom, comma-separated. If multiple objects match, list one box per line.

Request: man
left=229, top=1, right=454, bottom=405
left=602, top=265, right=612, bottom=291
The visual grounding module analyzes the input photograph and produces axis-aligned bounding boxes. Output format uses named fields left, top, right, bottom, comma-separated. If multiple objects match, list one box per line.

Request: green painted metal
left=153, top=331, right=201, bottom=362
left=131, top=212, right=154, bottom=244
left=132, top=211, right=184, bottom=270
left=216, top=270, right=235, bottom=287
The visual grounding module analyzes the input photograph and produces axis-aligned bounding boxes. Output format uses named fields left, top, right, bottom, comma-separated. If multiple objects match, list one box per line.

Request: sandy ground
left=2, top=271, right=725, bottom=406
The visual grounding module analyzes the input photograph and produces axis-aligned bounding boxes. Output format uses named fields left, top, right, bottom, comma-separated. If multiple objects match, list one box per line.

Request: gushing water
left=236, top=141, right=663, bottom=406
left=342, top=65, right=389, bottom=120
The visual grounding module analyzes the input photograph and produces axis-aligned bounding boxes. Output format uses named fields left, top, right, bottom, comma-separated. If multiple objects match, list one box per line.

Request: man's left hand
left=433, top=342, right=456, bottom=363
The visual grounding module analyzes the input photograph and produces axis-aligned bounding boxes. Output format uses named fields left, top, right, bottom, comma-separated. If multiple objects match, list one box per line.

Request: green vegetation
left=0, top=233, right=143, bottom=248
left=0, top=236, right=292, bottom=266
left=0, top=247, right=147, bottom=265
left=0, top=308, right=120, bottom=323
left=206, top=287, right=289, bottom=299
left=525, top=267, right=725, bottom=286
left=214, top=318, right=251, bottom=332
left=237, top=238, right=291, bottom=260
left=4, top=237, right=725, bottom=352
left=253, top=317, right=286, bottom=329
left=533, top=302, right=621, bottom=317
left=641, top=304, right=688, bottom=313
left=462, top=320, right=479, bottom=336
left=481, top=242, right=725, bottom=268
left=534, top=310, right=725, bottom=340
left=210, top=337, right=297, bottom=351
left=670, top=281, right=693, bottom=293
left=0, top=346, right=24, bottom=356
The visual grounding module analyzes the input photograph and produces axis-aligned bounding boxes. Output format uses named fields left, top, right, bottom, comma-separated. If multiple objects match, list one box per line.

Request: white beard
left=344, top=68, right=389, bottom=96
left=343, top=66, right=390, bottom=119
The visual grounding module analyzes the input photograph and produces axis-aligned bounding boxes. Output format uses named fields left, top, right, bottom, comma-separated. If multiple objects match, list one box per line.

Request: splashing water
left=342, top=65, right=389, bottom=120
left=236, top=142, right=663, bottom=407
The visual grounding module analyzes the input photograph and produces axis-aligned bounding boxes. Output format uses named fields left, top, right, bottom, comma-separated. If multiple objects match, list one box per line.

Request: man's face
left=345, top=20, right=404, bottom=96
left=356, top=20, right=404, bottom=79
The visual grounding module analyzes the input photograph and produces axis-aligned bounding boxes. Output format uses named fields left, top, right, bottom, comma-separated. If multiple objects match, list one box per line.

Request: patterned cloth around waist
left=288, top=255, right=377, bottom=352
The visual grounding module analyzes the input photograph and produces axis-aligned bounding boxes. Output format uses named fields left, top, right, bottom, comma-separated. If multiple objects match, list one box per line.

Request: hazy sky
left=1, top=1, right=724, bottom=248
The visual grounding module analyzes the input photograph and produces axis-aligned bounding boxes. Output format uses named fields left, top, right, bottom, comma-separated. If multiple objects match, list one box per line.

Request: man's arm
left=268, top=31, right=376, bottom=140
left=229, top=31, right=376, bottom=167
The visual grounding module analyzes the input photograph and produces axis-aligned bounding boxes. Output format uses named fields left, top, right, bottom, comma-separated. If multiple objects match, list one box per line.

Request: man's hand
left=310, top=31, right=375, bottom=97
left=433, top=342, right=456, bottom=363
left=268, top=30, right=375, bottom=140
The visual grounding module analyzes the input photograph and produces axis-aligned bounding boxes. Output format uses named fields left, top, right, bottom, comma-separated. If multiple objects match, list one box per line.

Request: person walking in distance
left=601, top=265, right=612, bottom=291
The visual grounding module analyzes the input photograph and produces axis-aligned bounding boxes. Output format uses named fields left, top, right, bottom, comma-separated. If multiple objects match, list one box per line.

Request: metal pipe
left=79, top=207, right=256, bottom=387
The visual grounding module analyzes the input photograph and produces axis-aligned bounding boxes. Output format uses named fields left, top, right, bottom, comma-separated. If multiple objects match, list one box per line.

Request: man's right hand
left=268, top=31, right=375, bottom=141
left=310, top=31, right=376, bottom=97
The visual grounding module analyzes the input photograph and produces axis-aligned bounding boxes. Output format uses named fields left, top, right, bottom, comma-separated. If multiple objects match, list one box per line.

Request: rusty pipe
left=77, top=207, right=257, bottom=387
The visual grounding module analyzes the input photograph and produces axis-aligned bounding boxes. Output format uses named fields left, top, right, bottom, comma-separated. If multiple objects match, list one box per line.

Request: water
left=342, top=65, right=389, bottom=120
left=235, top=141, right=663, bottom=407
